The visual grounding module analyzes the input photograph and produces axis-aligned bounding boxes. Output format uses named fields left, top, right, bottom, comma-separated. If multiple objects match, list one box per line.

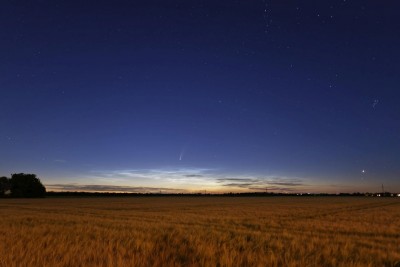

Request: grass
left=0, top=196, right=399, bottom=266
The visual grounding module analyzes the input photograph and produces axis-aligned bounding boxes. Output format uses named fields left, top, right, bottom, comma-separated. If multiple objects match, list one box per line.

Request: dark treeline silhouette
left=45, top=191, right=400, bottom=198
left=0, top=173, right=46, bottom=198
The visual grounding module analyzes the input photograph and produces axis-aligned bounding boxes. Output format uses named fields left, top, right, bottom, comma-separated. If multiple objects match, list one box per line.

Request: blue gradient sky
left=1, top=1, right=399, bottom=193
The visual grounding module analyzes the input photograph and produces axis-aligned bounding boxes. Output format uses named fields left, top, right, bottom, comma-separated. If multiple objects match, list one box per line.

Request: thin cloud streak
left=216, top=177, right=307, bottom=191
left=53, top=159, right=67, bottom=163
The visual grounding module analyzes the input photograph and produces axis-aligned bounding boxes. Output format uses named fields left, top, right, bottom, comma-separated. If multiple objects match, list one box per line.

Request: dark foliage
left=9, top=173, right=46, bottom=198
left=0, top=176, right=11, bottom=196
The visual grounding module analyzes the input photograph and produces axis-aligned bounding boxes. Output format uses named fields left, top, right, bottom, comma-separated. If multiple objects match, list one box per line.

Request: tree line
left=0, top=173, right=46, bottom=198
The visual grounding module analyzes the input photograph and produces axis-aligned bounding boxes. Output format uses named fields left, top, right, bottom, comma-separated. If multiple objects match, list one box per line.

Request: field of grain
left=0, top=197, right=399, bottom=267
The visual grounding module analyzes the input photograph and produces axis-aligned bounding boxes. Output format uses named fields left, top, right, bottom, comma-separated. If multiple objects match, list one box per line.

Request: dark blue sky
left=1, top=1, right=399, bottom=193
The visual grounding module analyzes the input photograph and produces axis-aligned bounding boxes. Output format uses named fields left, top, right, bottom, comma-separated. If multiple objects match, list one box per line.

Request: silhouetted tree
left=0, top=176, right=10, bottom=196
left=10, top=173, right=46, bottom=198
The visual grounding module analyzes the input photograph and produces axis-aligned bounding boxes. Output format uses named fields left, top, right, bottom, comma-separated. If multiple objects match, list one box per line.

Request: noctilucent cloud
left=1, top=1, right=399, bottom=193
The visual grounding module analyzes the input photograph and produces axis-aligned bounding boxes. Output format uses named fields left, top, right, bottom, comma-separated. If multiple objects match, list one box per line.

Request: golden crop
left=0, top=197, right=399, bottom=266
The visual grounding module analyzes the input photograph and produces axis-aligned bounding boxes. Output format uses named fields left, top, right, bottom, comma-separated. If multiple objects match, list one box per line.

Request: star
left=361, top=170, right=366, bottom=174
left=372, top=99, right=379, bottom=108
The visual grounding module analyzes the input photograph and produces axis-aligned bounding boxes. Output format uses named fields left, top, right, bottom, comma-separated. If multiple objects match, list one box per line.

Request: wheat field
left=0, top=197, right=399, bottom=267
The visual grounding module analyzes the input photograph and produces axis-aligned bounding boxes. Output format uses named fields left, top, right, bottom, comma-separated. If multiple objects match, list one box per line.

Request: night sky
left=1, top=1, right=399, bottom=193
